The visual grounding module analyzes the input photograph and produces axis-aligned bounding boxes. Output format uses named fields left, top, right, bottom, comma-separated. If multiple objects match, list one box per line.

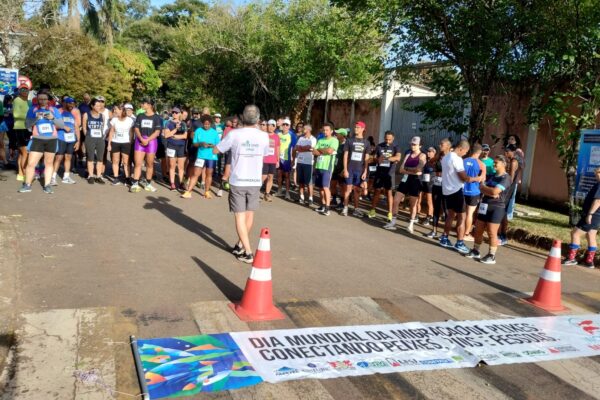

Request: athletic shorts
left=188, top=146, right=198, bottom=162
left=193, top=158, right=216, bottom=169
left=478, top=204, right=506, bottom=224
left=57, top=140, right=76, bottom=155
left=30, top=138, right=58, bottom=153
left=368, top=165, right=377, bottom=179
left=7, top=130, right=17, bottom=150
left=314, top=169, right=332, bottom=188
left=421, top=181, right=433, bottom=194
left=166, top=143, right=186, bottom=158
left=224, top=150, right=232, bottom=166
left=85, top=136, right=106, bottom=161
left=444, top=189, right=466, bottom=213
left=465, top=194, right=481, bottom=207
left=279, top=159, right=292, bottom=173
left=229, top=185, right=260, bottom=213
left=345, top=169, right=364, bottom=186
left=155, top=137, right=166, bottom=159
left=576, top=214, right=600, bottom=232
left=15, top=129, right=31, bottom=148
left=397, top=175, right=421, bottom=197
left=262, top=163, right=276, bottom=175
left=134, top=136, right=158, bottom=154
left=297, top=163, right=313, bottom=185
left=374, top=174, right=394, bottom=190
left=111, top=142, right=131, bottom=155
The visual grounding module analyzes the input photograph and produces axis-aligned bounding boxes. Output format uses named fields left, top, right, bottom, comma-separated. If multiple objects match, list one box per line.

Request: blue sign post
left=575, top=129, right=600, bottom=200
left=0, top=68, right=19, bottom=97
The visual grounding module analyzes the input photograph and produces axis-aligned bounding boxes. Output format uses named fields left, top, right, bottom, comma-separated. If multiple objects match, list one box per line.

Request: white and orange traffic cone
left=526, top=240, right=567, bottom=311
left=229, top=228, right=285, bottom=321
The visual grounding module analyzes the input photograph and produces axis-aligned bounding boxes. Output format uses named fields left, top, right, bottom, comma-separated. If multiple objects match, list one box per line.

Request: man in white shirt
left=439, top=140, right=477, bottom=254
left=214, top=105, right=269, bottom=263
left=294, top=124, right=317, bottom=205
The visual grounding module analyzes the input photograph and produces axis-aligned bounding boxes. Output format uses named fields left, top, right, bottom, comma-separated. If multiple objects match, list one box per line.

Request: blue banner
left=0, top=68, right=19, bottom=96
left=575, top=129, right=600, bottom=200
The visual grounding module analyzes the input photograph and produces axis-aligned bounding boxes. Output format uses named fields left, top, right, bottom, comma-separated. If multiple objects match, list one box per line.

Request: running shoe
left=341, top=206, right=348, bottom=216
left=95, top=176, right=106, bottom=185
left=465, top=249, right=481, bottom=260
left=62, top=176, right=76, bottom=184
left=562, top=258, right=578, bottom=266
left=298, top=197, right=305, bottom=205
left=265, top=193, right=273, bottom=202
left=352, top=209, right=364, bottom=218
left=276, top=188, right=283, bottom=197
left=130, top=183, right=142, bottom=193
left=180, top=191, right=192, bottom=199
left=454, top=241, right=471, bottom=254
left=231, top=244, right=245, bottom=256
left=18, top=183, right=32, bottom=193
left=170, top=183, right=177, bottom=191
left=439, top=235, right=453, bottom=248
left=285, top=192, right=291, bottom=201
left=407, top=222, right=414, bottom=234
left=422, top=217, right=431, bottom=227
left=308, top=199, right=314, bottom=207
left=335, top=202, right=345, bottom=210
left=237, top=252, right=254, bottom=264
left=387, top=212, right=393, bottom=222
left=426, top=230, right=437, bottom=239
left=145, top=183, right=157, bottom=192
left=582, top=261, right=596, bottom=269
left=217, top=189, right=223, bottom=197
left=383, top=220, right=397, bottom=231
left=43, top=185, right=54, bottom=194
left=49, top=177, right=58, bottom=186
left=583, top=252, right=596, bottom=268
left=315, top=206, right=325, bottom=213
left=480, top=254, right=497, bottom=265
left=200, top=182, right=205, bottom=190
left=367, top=209, right=377, bottom=219
left=112, top=178, right=123, bottom=186
left=498, top=235, right=508, bottom=246
left=463, top=234, right=475, bottom=242
left=321, top=209, right=330, bottom=216
left=205, top=191, right=213, bottom=199
left=16, top=174, right=24, bottom=182
left=87, top=176, right=95, bottom=184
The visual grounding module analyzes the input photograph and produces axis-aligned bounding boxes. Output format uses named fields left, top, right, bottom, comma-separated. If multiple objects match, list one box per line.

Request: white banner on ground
left=230, top=314, right=600, bottom=383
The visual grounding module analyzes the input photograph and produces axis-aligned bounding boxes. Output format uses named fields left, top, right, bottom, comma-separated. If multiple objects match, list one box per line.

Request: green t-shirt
left=482, top=157, right=495, bottom=177
left=315, top=136, right=339, bottom=171
left=13, top=97, right=30, bottom=130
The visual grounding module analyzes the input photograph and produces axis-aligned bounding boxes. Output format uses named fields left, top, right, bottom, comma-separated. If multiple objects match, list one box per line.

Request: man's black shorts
left=444, top=189, right=466, bottom=213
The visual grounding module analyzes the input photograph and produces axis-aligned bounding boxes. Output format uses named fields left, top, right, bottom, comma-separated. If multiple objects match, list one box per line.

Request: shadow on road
left=432, top=260, right=525, bottom=295
left=143, top=196, right=230, bottom=252
left=191, top=256, right=244, bottom=302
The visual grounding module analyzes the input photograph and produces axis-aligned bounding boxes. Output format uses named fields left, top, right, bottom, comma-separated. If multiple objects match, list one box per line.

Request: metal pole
left=130, top=335, right=150, bottom=400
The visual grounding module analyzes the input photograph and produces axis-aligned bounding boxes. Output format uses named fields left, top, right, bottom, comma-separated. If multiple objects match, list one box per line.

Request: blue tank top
left=463, top=157, right=481, bottom=196
left=86, top=111, right=105, bottom=139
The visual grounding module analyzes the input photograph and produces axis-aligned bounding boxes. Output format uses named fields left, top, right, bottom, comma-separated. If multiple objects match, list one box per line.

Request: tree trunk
left=306, top=95, right=315, bottom=125
left=67, top=0, right=80, bottom=30
left=567, top=123, right=584, bottom=225
left=291, top=92, right=308, bottom=126
left=468, top=92, right=488, bottom=144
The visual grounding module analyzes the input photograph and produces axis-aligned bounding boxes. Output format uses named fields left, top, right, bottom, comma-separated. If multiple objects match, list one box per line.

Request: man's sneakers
left=387, top=212, right=393, bottom=222
left=284, top=192, right=291, bottom=201
left=49, top=177, right=58, bottom=186
left=341, top=206, right=348, bottom=216
left=439, top=235, right=453, bottom=248
left=130, top=182, right=142, bottom=193
left=18, top=183, right=32, bottom=193
left=95, top=176, right=106, bottom=185
left=352, top=209, right=364, bottom=218
left=562, top=258, right=578, bottom=266
left=367, top=209, right=377, bottom=219
left=298, top=196, right=305, bottom=205
left=232, top=244, right=254, bottom=264
left=144, top=182, right=157, bottom=192
left=454, top=241, right=470, bottom=254
left=87, top=176, right=95, bottom=185
left=315, top=206, right=330, bottom=216
left=43, top=185, right=54, bottom=194
left=231, top=244, right=245, bottom=256
left=383, top=219, right=397, bottom=231
left=265, top=193, right=273, bottom=202
left=480, top=253, right=496, bottom=265
left=498, top=234, right=508, bottom=246
left=465, top=249, right=481, bottom=260
left=62, top=176, right=76, bottom=184
left=426, top=230, right=438, bottom=239
left=217, top=189, right=223, bottom=197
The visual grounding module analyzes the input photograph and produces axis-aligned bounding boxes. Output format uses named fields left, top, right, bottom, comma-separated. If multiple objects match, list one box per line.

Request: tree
left=107, top=45, right=162, bottom=100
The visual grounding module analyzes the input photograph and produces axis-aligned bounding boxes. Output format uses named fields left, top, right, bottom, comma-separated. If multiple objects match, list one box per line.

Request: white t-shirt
left=110, top=117, right=134, bottom=143
left=295, top=136, right=317, bottom=165
left=441, top=152, right=466, bottom=196
left=102, top=109, right=111, bottom=135
left=216, top=126, right=269, bottom=187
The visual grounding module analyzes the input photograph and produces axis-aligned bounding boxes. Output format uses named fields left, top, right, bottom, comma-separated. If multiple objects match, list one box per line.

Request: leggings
left=432, top=185, right=447, bottom=229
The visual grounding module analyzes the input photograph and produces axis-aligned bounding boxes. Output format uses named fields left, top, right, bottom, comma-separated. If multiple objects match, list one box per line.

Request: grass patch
left=511, top=203, right=571, bottom=243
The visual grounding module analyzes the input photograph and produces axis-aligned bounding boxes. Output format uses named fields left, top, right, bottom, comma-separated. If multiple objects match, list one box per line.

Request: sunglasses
left=172, top=111, right=180, bottom=114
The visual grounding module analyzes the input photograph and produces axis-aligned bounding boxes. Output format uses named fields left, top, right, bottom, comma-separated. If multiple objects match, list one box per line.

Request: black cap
left=482, top=144, right=490, bottom=151
left=505, top=144, right=517, bottom=152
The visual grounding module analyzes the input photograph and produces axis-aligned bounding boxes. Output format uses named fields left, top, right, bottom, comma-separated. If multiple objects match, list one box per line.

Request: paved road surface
left=1, top=172, right=599, bottom=399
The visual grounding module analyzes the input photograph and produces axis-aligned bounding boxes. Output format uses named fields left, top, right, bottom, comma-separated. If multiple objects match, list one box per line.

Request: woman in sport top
left=82, top=98, right=107, bottom=184
left=181, top=115, right=219, bottom=199
left=164, top=107, right=188, bottom=191
left=466, top=155, right=512, bottom=265
left=427, top=138, right=451, bottom=238
left=131, top=98, right=162, bottom=193
left=419, top=146, right=436, bottom=227
left=107, top=104, right=134, bottom=185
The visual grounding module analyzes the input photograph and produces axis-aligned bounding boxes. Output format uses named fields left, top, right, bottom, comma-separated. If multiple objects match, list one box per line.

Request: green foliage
left=107, top=45, right=162, bottom=100
left=151, top=0, right=207, bottom=27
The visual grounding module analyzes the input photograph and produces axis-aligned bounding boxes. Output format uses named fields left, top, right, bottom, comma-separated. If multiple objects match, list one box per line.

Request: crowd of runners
left=1, top=87, right=532, bottom=265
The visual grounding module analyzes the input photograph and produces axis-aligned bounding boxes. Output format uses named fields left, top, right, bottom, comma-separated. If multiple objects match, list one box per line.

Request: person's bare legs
left=465, top=205, right=477, bottom=237
left=133, top=151, right=145, bottom=180
left=43, top=152, right=55, bottom=187
left=18, top=146, right=28, bottom=177
left=145, top=154, right=156, bottom=181
left=112, top=152, right=121, bottom=178
left=168, top=157, right=177, bottom=184
left=235, top=211, right=254, bottom=254
left=24, top=152, right=43, bottom=184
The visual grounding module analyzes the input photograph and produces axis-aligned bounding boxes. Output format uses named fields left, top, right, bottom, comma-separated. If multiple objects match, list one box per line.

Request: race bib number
left=351, top=152, right=363, bottom=162
left=380, top=160, right=391, bottom=167
left=369, top=166, right=377, bottom=172
left=115, top=130, right=128, bottom=141
left=166, top=148, right=176, bottom=158
left=90, top=128, right=102, bottom=138
left=141, top=120, right=153, bottom=128
left=317, top=155, right=324, bottom=164
left=478, top=203, right=489, bottom=215
left=401, top=174, right=409, bottom=183
left=64, top=132, right=76, bottom=142
left=63, top=117, right=74, bottom=124
left=433, top=176, right=443, bottom=186
left=297, top=152, right=311, bottom=164
left=38, top=123, right=53, bottom=134
left=422, top=173, right=431, bottom=183
left=268, top=148, right=275, bottom=156
left=194, top=158, right=205, bottom=168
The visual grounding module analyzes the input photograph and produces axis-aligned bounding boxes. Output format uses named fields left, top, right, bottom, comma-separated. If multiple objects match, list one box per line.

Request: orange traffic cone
left=229, top=228, right=285, bottom=321
left=526, top=240, right=567, bottom=311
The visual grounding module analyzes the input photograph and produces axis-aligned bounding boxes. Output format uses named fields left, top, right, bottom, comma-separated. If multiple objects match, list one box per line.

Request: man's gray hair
left=242, top=105, right=260, bottom=125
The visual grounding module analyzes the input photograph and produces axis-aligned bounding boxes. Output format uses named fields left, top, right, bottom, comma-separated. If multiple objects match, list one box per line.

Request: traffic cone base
left=525, top=240, right=567, bottom=312
left=228, top=302, right=285, bottom=322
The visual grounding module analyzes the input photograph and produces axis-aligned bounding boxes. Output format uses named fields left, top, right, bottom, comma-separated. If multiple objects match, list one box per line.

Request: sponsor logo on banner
left=522, top=350, right=546, bottom=356
left=480, top=354, right=500, bottom=361
left=419, top=359, right=454, bottom=365
left=588, top=344, right=600, bottom=350
left=500, top=352, right=522, bottom=358
left=356, top=360, right=389, bottom=369
left=569, top=318, right=600, bottom=343
left=386, top=358, right=419, bottom=367
left=451, top=356, right=464, bottom=362
left=275, top=367, right=300, bottom=376
left=548, top=345, right=578, bottom=354
left=328, top=360, right=355, bottom=371
left=301, top=363, right=330, bottom=374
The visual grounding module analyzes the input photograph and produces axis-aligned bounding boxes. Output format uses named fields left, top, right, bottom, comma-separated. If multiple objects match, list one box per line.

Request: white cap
left=411, top=136, right=421, bottom=145
left=214, top=113, right=222, bottom=118
left=267, top=119, right=276, bottom=126
left=124, top=103, right=134, bottom=110
left=282, top=118, right=291, bottom=125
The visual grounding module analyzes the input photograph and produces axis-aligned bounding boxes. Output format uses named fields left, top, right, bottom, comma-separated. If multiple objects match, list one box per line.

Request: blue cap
left=63, top=97, right=75, bottom=103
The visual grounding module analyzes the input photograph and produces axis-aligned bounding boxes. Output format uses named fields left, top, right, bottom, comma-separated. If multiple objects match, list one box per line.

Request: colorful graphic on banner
left=575, top=129, right=600, bottom=200
left=134, top=314, right=600, bottom=397
left=136, top=334, right=262, bottom=399
left=0, top=68, right=19, bottom=96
